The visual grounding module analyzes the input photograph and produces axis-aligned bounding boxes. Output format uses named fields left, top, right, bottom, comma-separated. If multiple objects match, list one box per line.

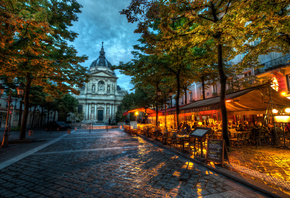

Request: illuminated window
left=271, top=77, right=279, bottom=91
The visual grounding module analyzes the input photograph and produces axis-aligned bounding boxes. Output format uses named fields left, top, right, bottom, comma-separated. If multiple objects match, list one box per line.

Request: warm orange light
left=274, top=115, right=290, bottom=123
left=225, top=99, right=232, bottom=103
left=285, top=108, right=290, bottom=114
left=135, top=111, right=139, bottom=115
left=272, top=109, right=278, bottom=114
left=281, top=91, right=287, bottom=96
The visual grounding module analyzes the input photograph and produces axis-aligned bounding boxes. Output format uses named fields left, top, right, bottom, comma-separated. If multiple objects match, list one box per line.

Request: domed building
left=74, top=43, right=126, bottom=123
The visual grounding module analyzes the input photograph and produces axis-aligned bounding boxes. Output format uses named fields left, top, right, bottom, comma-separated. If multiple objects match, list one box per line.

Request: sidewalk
left=0, top=129, right=68, bottom=163
left=136, top=133, right=290, bottom=197
left=226, top=146, right=290, bottom=196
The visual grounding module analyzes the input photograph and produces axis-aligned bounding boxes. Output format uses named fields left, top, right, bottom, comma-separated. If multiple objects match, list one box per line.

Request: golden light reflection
left=210, top=161, right=216, bottom=168
left=196, top=183, right=202, bottom=196
left=173, top=171, right=181, bottom=177
left=185, top=162, right=194, bottom=170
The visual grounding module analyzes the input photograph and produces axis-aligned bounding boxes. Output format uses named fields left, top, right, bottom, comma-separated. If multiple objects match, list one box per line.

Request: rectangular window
left=189, top=92, right=193, bottom=102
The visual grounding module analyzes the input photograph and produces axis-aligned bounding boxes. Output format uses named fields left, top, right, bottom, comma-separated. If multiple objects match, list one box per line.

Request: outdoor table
left=177, top=135, right=190, bottom=152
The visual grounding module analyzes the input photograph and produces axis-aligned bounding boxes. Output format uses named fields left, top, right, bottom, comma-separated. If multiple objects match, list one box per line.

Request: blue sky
left=69, top=0, right=140, bottom=91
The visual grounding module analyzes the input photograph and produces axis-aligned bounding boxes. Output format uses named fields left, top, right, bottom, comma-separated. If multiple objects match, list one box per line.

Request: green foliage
left=116, top=88, right=151, bottom=122
left=56, top=94, right=79, bottom=121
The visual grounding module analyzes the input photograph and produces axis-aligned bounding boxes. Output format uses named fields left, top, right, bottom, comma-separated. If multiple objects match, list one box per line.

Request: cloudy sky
left=69, top=0, right=140, bottom=91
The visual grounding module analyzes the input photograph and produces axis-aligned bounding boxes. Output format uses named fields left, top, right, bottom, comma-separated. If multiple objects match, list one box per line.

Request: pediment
left=91, top=71, right=116, bottom=78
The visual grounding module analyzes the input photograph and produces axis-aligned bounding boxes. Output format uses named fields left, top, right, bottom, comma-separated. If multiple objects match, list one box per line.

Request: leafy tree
left=0, top=0, right=89, bottom=139
left=56, top=94, right=79, bottom=122
left=122, top=0, right=290, bottom=148
left=116, top=88, right=152, bottom=122
left=117, top=48, right=171, bottom=125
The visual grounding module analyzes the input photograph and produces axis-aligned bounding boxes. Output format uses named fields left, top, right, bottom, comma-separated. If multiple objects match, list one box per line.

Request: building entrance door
left=98, top=110, right=103, bottom=121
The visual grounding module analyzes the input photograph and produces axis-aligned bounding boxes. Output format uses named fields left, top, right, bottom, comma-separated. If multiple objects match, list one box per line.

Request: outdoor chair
left=230, top=133, right=242, bottom=147
left=243, top=131, right=251, bottom=145
left=167, top=132, right=180, bottom=148
left=185, top=137, right=196, bottom=155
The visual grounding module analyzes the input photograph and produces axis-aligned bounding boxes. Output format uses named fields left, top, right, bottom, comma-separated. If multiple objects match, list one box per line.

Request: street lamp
left=0, top=84, right=24, bottom=148
left=135, top=111, right=139, bottom=122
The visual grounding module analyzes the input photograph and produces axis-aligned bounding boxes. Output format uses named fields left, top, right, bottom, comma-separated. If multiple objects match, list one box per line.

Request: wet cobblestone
left=0, top=129, right=269, bottom=197
left=227, top=146, right=290, bottom=195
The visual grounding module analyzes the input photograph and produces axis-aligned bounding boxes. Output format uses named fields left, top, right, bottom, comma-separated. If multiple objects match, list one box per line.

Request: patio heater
left=273, top=108, right=290, bottom=150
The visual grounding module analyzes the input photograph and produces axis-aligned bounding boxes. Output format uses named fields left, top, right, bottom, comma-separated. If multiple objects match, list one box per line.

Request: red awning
left=123, top=107, right=156, bottom=116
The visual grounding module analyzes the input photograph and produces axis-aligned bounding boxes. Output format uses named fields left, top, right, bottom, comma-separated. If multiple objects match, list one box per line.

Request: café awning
left=123, top=107, right=156, bottom=116
left=180, top=84, right=290, bottom=113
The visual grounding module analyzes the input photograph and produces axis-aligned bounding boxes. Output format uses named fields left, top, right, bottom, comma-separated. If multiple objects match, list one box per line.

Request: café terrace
left=122, top=83, right=290, bottom=160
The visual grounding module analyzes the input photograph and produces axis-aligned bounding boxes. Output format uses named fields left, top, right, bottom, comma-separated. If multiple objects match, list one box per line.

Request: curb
left=129, top=132, right=287, bottom=198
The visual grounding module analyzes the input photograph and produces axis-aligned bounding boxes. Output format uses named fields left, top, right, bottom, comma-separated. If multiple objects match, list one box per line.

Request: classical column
left=94, top=104, right=97, bottom=120
left=87, top=103, right=89, bottom=120
left=111, top=104, right=113, bottom=119
left=112, top=104, right=115, bottom=119
left=89, top=103, right=91, bottom=120
left=105, top=103, right=107, bottom=120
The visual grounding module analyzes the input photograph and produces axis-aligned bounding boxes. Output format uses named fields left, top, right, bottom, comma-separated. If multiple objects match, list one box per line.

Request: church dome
left=90, top=42, right=112, bottom=69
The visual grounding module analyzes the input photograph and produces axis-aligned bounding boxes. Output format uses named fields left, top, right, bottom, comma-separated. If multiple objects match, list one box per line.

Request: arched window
left=98, top=81, right=105, bottom=91
left=107, top=85, right=110, bottom=93
left=92, top=85, right=95, bottom=93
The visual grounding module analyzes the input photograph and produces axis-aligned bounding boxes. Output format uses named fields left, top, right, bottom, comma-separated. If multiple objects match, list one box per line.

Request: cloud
left=69, top=0, right=139, bottom=91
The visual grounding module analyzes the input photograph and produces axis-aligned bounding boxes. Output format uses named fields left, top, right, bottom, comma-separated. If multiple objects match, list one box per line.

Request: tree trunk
left=217, top=44, right=230, bottom=148
left=20, top=74, right=32, bottom=140
left=53, top=111, right=56, bottom=121
left=155, top=85, right=159, bottom=126
left=31, top=106, right=36, bottom=128
left=176, top=73, right=180, bottom=130
left=47, top=108, right=50, bottom=124
left=40, top=106, right=44, bottom=127
left=18, top=96, right=23, bottom=127
left=202, top=76, right=206, bottom=100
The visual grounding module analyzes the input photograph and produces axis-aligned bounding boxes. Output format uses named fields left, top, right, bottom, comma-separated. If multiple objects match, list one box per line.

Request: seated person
left=178, top=129, right=187, bottom=135
left=186, top=124, right=191, bottom=133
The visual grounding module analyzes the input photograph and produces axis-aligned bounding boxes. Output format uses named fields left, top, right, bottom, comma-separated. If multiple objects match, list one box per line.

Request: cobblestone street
left=0, top=129, right=270, bottom=197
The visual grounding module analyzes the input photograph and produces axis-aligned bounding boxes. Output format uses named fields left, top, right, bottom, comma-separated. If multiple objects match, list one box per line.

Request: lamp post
left=0, top=84, right=24, bottom=148
left=273, top=107, right=290, bottom=149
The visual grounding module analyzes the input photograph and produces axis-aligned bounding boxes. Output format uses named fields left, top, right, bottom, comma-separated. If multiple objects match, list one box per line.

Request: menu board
left=206, top=139, right=224, bottom=164
left=190, top=127, right=211, bottom=137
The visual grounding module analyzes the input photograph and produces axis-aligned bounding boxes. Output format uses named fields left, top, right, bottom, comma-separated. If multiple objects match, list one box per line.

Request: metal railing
left=255, top=54, right=290, bottom=75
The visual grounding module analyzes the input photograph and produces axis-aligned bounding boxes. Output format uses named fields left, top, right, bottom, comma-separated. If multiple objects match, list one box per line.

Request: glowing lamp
left=281, top=91, right=287, bottom=96
left=225, top=99, right=232, bottom=103
left=0, top=84, right=4, bottom=96
left=274, top=115, right=290, bottom=123
left=272, top=109, right=278, bottom=114
left=135, top=111, right=139, bottom=115
left=285, top=108, right=290, bottom=114
left=16, top=84, right=24, bottom=97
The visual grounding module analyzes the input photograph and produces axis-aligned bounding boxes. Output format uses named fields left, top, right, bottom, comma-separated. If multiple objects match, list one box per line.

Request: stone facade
left=74, top=43, right=125, bottom=123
